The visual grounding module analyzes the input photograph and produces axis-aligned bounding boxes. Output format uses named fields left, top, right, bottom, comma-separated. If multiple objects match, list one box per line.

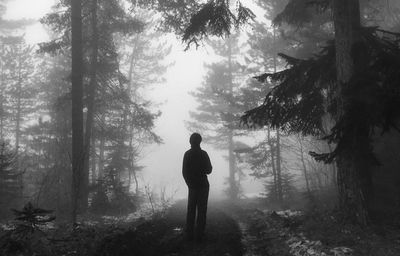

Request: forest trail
left=96, top=200, right=261, bottom=256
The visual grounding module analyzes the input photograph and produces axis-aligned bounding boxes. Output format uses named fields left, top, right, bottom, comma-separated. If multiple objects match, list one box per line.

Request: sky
left=4, top=0, right=265, bottom=200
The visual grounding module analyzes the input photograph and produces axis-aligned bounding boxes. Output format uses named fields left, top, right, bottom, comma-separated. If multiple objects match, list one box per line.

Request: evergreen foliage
left=38, top=1, right=166, bottom=212
left=0, top=141, right=22, bottom=217
left=11, top=202, right=55, bottom=233
left=242, top=27, right=400, bottom=164
left=182, top=0, right=255, bottom=49
left=187, top=34, right=248, bottom=198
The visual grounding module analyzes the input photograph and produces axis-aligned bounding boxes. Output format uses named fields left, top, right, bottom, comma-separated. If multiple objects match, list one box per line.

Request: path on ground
left=97, top=200, right=245, bottom=256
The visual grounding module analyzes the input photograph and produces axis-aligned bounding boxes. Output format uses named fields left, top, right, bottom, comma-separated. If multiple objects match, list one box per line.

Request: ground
left=2, top=199, right=400, bottom=256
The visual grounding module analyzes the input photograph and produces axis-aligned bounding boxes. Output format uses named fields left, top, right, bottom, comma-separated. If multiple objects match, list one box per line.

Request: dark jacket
left=182, top=146, right=212, bottom=188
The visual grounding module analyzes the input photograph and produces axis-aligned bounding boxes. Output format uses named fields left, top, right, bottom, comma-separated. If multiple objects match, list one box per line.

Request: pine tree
left=5, top=37, right=36, bottom=157
left=23, top=54, right=72, bottom=218
left=181, top=0, right=400, bottom=223
left=70, top=0, right=84, bottom=224
left=0, top=141, right=22, bottom=217
left=241, top=0, right=400, bottom=224
left=187, top=34, right=246, bottom=199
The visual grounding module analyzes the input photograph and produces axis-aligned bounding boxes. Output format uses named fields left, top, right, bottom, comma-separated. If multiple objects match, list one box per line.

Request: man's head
left=190, top=133, right=202, bottom=147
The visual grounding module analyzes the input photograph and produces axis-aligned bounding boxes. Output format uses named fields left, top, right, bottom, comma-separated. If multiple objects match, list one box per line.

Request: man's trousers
left=186, top=186, right=209, bottom=240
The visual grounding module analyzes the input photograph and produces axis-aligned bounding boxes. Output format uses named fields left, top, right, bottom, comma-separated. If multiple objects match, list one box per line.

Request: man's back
left=182, top=147, right=212, bottom=188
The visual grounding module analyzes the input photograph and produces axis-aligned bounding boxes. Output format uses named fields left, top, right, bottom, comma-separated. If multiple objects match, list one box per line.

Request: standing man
left=182, top=133, right=212, bottom=242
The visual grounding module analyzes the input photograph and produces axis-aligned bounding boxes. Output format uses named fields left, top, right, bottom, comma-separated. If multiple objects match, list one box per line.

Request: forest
left=0, top=0, right=400, bottom=255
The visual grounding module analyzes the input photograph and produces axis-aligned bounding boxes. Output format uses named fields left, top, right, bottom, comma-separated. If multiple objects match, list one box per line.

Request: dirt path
left=96, top=200, right=244, bottom=256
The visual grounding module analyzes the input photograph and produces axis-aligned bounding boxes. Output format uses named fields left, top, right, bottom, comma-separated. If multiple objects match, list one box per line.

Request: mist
left=0, top=0, right=400, bottom=255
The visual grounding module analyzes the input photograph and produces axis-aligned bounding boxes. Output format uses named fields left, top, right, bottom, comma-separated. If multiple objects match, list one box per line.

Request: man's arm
left=204, top=151, right=212, bottom=174
left=182, top=152, right=189, bottom=184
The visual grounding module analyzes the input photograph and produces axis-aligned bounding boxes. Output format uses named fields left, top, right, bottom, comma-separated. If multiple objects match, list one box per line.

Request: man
left=182, top=133, right=212, bottom=242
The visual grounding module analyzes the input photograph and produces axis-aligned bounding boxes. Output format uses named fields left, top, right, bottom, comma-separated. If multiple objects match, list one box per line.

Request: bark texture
left=71, top=0, right=84, bottom=224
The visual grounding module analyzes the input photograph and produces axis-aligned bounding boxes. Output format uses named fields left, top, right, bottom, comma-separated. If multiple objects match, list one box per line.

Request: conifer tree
left=0, top=141, right=22, bottom=217
left=187, top=34, right=246, bottom=199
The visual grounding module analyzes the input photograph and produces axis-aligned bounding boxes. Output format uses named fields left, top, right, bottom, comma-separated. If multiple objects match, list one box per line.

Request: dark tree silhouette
left=70, top=0, right=84, bottom=224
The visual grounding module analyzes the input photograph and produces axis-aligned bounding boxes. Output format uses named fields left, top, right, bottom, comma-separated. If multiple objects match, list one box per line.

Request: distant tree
left=70, top=0, right=84, bottom=224
left=0, top=141, right=22, bottom=218
left=41, top=1, right=167, bottom=216
left=187, top=34, right=247, bottom=199
left=4, top=37, right=35, bottom=157
left=23, top=54, right=72, bottom=218
left=180, top=0, right=400, bottom=224
left=41, top=0, right=144, bottom=214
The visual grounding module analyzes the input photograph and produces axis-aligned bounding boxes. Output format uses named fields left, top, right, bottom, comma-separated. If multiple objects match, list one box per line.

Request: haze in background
left=5, top=0, right=264, bottom=201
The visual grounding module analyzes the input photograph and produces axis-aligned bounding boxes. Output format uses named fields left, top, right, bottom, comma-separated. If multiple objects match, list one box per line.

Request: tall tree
left=41, top=0, right=144, bottom=213
left=5, top=38, right=35, bottom=157
left=332, top=0, right=369, bottom=224
left=187, top=34, right=246, bottom=199
left=180, top=0, right=400, bottom=222
left=70, top=0, right=84, bottom=224
left=240, top=0, right=400, bottom=224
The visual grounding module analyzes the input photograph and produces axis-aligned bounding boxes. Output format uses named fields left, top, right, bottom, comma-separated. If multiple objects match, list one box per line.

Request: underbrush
left=234, top=195, right=400, bottom=256
left=0, top=202, right=176, bottom=256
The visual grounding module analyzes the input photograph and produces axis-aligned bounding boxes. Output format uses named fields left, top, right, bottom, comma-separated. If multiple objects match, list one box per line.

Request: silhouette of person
left=182, top=133, right=212, bottom=242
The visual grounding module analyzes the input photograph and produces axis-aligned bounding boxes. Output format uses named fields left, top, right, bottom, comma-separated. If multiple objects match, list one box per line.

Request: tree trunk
left=228, top=130, right=237, bottom=199
left=298, top=137, right=311, bottom=193
left=82, top=0, right=98, bottom=213
left=98, top=118, right=105, bottom=179
left=267, top=128, right=278, bottom=201
left=15, top=52, right=22, bottom=156
left=0, top=44, right=4, bottom=141
left=272, top=28, right=283, bottom=204
left=333, top=0, right=371, bottom=225
left=276, top=130, right=283, bottom=203
left=71, top=0, right=84, bottom=225
left=227, top=36, right=237, bottom=200
left=91, top=135, right=97, bottom=183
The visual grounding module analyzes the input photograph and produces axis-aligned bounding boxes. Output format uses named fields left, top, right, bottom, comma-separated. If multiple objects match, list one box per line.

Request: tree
left=332, top=0, right=369, bottom=225
left=41, top=0, right=144, bottom=214
left=0, top=141, right=22, bottom=218
left=187, top=34, right=246, bottom=199
left=5, top=38, right=35, bottom=157
left=240, top=0, right=400, bottom=224
left=70, top=0, right=84, bottom=224
left=23, top=54, right=72, bottom=218
left=181, top=0, right=400, bottom=223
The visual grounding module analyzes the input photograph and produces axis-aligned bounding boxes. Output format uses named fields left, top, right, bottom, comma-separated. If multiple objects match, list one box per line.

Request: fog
left=0, top=0, right=399, bottom=240
left=3, top=0, right=264, bottom=202
left=1, top=0, right=400, bottom=255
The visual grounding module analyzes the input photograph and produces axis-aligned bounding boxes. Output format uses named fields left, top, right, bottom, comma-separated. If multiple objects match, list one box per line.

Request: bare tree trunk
left=71, top=0, right=84, bottom=225
left=227, top=36, right=237, bottom=199
left=91, top=135, right=97, bottom=183
left=333, top=0, right=371, bottom=225
left=272, top=28, right=283, bottom=204
left=81, top=0, right=98, bottom=213
left=298, top=137, right=311, bottom=193
left=228, top=130, right=237, bottom=199
left=276, top=130, right=283, bottom=203
left=98, top=116, right=105, bottom=179
left=267, top=128, right=278, bottom=201
left=133, top=169, right=139, bottom=195
left=0, top=44, right=4, bottom=141
left=15, top=56, right=22, bottom=156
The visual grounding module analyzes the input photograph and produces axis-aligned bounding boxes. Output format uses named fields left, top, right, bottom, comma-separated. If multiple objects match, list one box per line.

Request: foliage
left=242, top=27, right=400, bottom=164
left=11, top=202, right=55, bottom=234
left=0, top=202, right=55, bottom=256
left=273, top=0, right=330, bottom=27
left=38, top=0, right=166, bottom=212
left=187, top=33, right=249, bottom=198
left=182, top=0, right=255, bottom=49
left=0, top=141, right=22, bottom=218
left=91, top=168, right=140, bottom=215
